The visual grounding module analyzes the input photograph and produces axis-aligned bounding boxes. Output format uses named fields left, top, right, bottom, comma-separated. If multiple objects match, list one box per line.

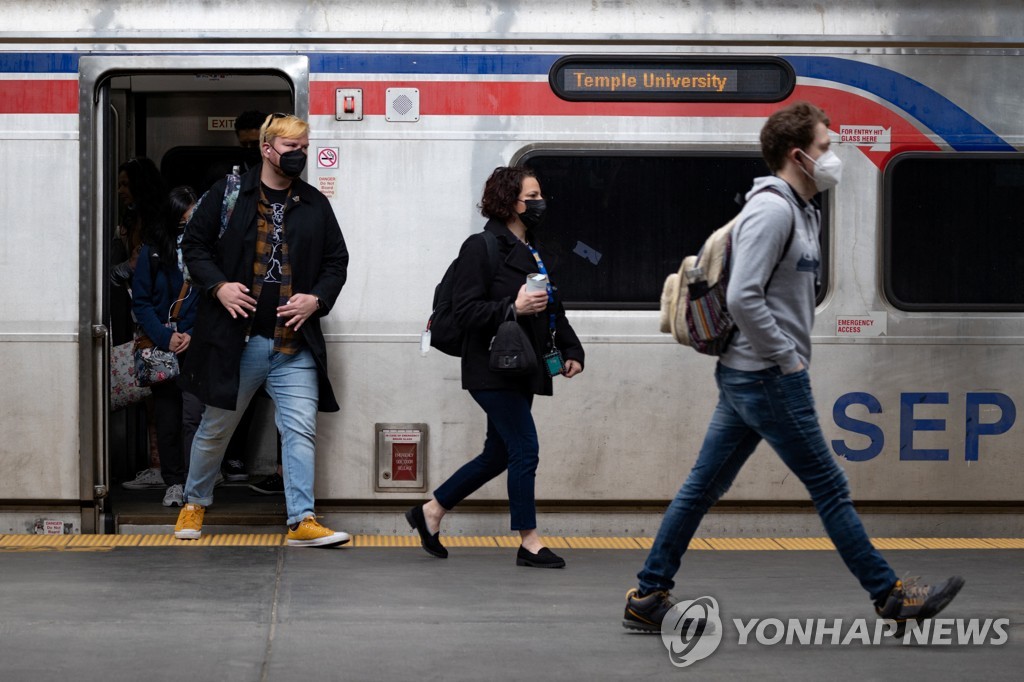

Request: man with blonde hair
left=174, top=113, right=350, bottom=547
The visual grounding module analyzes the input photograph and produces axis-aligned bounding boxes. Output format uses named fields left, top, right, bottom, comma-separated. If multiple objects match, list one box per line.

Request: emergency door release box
left=335, top=88, right=363, bottom=121
left=375, top=423, right=427, bottom=492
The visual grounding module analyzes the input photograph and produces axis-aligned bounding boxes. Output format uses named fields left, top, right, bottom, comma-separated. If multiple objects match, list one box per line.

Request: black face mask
left=518, top=199, right=547, bottom=230
left=241, top=147, right=261, bottom=168
left=275, top=148, right=307, bottom=178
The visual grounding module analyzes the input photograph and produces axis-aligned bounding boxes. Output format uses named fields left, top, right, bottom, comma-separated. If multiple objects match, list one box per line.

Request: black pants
left=150, top=380, right=203, bottom=486
left=433, top=390, right=538, bottom=531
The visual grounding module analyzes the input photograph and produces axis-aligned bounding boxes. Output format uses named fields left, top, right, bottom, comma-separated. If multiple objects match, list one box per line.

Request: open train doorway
left=79, top=56, right=307, bottom=533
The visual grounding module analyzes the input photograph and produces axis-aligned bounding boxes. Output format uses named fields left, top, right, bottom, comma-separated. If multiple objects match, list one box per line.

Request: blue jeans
left=184, top=335, right=320, bottom=526
left=433, top=390, right=539, bottom=531
left=638, top=364, right=897, bottom=603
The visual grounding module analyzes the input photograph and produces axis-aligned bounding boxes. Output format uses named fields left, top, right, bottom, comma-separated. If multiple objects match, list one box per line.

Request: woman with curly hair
left=407, top=166, right=585, bottom=568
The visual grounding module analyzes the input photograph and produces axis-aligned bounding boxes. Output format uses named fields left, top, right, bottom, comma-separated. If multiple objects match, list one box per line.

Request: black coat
left=453, top=219, right=584, bottom=395
left=179, top=165, right=349, bottom=412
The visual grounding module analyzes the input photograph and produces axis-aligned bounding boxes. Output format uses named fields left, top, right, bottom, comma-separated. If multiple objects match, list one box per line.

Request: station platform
left=1, top=533, right=1021, bottom=681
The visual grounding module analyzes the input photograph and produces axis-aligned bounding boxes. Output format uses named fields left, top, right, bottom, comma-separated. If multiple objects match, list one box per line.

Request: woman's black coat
left=179, top=164, right=348, bottom=412
left=452, top=219, right=584, bottom=395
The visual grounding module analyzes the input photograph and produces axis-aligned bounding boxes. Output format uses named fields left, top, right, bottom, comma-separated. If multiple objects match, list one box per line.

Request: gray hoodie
left=721, top=176, right=821, bottom=373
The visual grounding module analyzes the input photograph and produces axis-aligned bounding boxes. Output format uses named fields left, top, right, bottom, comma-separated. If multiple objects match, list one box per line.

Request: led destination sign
left=550, top=56, right=794, bottom=103
left=567, top=68, right=736, bottom=94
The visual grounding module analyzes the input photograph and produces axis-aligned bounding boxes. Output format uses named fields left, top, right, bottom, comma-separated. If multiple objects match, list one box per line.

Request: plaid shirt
left=247, top=188, right=302, bottom=355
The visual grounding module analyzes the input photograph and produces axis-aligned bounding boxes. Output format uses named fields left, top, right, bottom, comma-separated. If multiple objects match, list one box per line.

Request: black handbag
left=489, top=306, right=538, bottom=374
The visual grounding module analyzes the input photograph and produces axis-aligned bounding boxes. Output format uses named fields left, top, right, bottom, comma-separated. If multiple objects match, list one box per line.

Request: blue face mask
left=519, top=199, right=547, bottom=229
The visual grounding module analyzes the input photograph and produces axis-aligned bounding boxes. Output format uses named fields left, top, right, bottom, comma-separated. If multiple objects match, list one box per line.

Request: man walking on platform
left=623, top=101, right=964, bottom=633
left=173, top=113, right=350, bottom=547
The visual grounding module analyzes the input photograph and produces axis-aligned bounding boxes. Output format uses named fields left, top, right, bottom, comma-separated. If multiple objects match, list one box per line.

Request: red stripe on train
left=0, top=80, right=77, bottom=114
left=0, top=78, right=938, bottom=168
left=311, top=81, right=939, bottom=167
left=311, top=80, right=787, bottom=118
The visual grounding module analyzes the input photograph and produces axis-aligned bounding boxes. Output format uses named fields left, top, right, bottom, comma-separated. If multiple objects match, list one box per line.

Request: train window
left=522, top=152, right=830, bottom=309
left=885, top=154, right=1024, bottom=311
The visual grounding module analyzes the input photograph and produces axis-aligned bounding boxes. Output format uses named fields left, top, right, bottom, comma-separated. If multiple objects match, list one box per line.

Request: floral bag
left=110, top=339, right=150, bottom=410
left=132, top=280, right=191, bottom=387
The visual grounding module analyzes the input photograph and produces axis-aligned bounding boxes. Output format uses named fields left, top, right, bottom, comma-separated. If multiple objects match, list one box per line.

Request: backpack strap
left=481, top=229, right=501, bottom=285
left=218, top=172, right=242, bottom=239
left=749, top=186, right=796, bottom=293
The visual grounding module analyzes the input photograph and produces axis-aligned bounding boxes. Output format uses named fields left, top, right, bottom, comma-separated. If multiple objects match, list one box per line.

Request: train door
left=79, top=55, right=307, bottom=532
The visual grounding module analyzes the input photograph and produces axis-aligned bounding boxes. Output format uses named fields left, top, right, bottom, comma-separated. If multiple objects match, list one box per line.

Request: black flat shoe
left=516, top=546, right=565, bottom=569
left=405, top=504, right=448, bottom=559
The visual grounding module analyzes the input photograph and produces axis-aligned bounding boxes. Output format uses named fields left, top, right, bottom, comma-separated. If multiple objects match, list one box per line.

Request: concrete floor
left=0, top=544, right=1020, bottom=681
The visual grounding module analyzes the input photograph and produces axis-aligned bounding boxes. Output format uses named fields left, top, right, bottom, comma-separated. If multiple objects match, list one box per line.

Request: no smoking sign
left=317, top=147, right=339, bottom=169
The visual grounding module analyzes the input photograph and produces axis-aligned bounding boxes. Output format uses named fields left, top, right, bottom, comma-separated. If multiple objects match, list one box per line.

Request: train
left=1, top=0, right=1023, bottom=536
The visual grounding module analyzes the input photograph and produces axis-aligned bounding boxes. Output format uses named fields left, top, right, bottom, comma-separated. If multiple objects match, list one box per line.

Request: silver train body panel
left=0, top=0, right=1022, bottom=531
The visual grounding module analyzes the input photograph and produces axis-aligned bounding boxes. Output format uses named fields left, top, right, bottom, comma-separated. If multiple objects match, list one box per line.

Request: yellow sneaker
left=286, top=516, right=350, bottom=548
left=174, top=503, right=205, bottom=540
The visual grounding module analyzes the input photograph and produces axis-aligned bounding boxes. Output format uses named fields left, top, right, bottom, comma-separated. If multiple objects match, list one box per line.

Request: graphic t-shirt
left=251, top=184, right=288, bottom=338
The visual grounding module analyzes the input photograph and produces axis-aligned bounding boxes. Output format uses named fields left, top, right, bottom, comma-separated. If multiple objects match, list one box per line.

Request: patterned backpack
left=660, top=186, right=793, bottom=355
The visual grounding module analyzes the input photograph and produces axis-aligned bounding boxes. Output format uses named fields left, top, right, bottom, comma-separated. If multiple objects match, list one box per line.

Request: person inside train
left=405, top=166, right=585, bottom=568
left=113, top=157, right=172, bottom=491
left=201, top=109, right=270, bottom=193
left=111, top=157, right=167, bottom=296
left=173, top=113, right=351, bottom=547
left=233, top=109, right=267, bottom=151
left=131, top=186, right=204, bottom=507
left=622, top=101, right=964, bottom=633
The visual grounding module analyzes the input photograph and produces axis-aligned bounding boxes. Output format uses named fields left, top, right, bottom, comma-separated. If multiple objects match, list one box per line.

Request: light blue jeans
left=184, top=335, right=320, bottom=526
left=638, top=364, right=898, bottom=603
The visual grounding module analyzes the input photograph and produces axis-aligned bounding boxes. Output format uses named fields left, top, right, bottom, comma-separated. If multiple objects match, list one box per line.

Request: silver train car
left=1, top=0, right=1022, bottom=536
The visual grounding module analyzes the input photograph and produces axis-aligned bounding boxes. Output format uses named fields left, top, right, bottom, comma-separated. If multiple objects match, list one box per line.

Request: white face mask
left=799, top=149, right=842, bottom=192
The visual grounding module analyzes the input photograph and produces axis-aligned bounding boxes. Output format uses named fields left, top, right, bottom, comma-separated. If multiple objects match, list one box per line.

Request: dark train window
left=885, top=154, right=1024, bottom=311
left=522, top=152, right=830, bottom=309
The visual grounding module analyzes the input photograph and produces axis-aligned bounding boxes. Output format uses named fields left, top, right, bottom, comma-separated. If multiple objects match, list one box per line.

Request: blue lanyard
left=526, top=244, right=557, bottom=338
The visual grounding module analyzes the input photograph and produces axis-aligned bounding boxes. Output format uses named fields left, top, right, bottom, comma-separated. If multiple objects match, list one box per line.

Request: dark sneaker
left=222, top=458, right=249, bottom=482
left=249, top=472, right=284, bottom=495
left=623, top=588, right=677, bottom=633
left=875, top=576, right=965, bottom=628
left=623, top=588, right=713, bottom=635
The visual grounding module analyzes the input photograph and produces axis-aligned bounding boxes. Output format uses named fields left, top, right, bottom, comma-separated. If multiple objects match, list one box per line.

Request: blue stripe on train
left=0, top=51, right=557, bottom=76
left=787, top=56, right=1013, bottom=152
left=0, top=50, right=1012, bottom=151
left=0, top=52, right=79, bottom=73
left=309, top=53, right=557, bottom=75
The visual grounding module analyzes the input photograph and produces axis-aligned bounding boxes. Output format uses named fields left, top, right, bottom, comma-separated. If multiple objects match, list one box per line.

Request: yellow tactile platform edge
left=2, top=534, right=1022, bottom=551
